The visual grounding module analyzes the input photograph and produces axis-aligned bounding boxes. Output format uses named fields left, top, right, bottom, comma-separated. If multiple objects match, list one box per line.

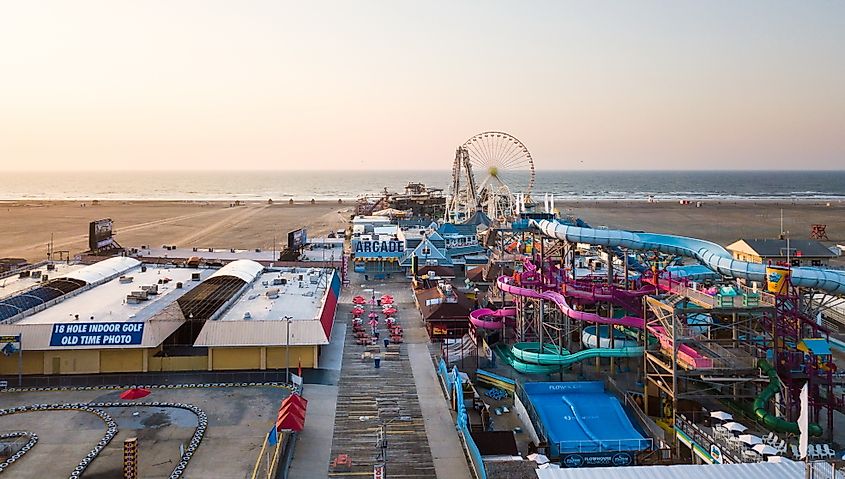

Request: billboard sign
left=288, top=228, right=308, bottom=250
left=89, top=219, right=115, bottom=250
left=561, top=451, right=634, bottom=468
left=49, top=322, right=144, bottom=347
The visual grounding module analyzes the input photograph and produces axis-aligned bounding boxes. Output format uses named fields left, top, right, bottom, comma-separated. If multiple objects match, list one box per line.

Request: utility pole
left=284, top=316, right=293, bottom=383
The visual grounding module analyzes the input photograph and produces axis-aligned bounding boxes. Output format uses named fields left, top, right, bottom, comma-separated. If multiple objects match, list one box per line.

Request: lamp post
left=284, top=315, right=293, bottom=384
left=359, top=415, right=412, bottom=478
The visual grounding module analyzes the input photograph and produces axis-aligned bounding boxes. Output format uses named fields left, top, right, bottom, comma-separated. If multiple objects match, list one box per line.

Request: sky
left=1, top=1, right=843, bottom=171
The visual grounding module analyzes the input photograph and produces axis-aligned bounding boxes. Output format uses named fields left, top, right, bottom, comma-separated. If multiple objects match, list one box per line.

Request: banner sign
left=561, top=451, right=634, bottom=468
left=50, top=322, right=144, bottom=347
left=0, top=334, right=21, bottom=356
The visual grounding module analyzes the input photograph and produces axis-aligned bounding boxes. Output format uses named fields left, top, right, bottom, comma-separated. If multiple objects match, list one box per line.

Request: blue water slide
left=534, top=220, right=845, bottom=295
left=558, top=218, right=647, bottom=273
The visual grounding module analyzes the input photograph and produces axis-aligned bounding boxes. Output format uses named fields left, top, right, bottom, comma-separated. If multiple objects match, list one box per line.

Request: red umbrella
left=368, top=318, right=378, bottom=328
left=352, top=296, right=366, bottom=305
left=383, top=307, right=398, bottom=316
left=368, top=312, right=378, bottom=319
left=352, top=307, right=364, bottom=316
left=120, top=388, right=151, bottom=400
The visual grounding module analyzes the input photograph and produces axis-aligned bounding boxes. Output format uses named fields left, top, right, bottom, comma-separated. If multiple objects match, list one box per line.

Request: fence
left=436, top=358, right=487, bottom=479
left=2, top=370, right=289, bottom=389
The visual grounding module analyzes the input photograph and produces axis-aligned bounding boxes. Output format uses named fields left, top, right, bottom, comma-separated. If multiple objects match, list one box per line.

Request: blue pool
left=523, top=381, right=650, bottom=457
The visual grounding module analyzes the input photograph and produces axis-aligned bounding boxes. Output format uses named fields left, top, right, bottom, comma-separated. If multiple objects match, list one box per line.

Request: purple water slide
left=469, top=308, right=517, bottom=330
left=497, top=276, right=644, bottom=329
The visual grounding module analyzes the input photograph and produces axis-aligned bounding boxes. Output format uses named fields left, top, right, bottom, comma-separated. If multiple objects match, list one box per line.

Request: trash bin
left=374, top=355, right=381, bottom=368
left=377, top=299, right=382, bottom=306
left=383, top=338, right=390, bottom=348
left=374, top=331, right=380, bottom=339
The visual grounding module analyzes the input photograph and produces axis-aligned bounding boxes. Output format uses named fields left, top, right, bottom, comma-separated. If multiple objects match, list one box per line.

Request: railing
left=450, top=364, right=487, bottom=479
left=675, top=414, right=744, bottom=464
left=557, top=438, right=653, bottom=454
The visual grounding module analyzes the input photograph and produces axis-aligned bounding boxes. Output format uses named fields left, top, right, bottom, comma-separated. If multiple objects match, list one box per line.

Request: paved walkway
left=288, top=383, right=339, bottom=479
left=327, top=281, right=437, bottom=478
left=408, top=342, right=474, bottom=479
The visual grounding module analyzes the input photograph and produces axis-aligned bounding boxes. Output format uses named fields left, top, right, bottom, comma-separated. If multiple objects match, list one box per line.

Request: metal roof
left=193, top=320, right=330, bottom=347
left=535, top=460, right=813, bottom=479
left=208, top=259, right=264, bottom=283
left=727, top=239, right=837, bottom=258
left=62, top=257, right=140, bottom=284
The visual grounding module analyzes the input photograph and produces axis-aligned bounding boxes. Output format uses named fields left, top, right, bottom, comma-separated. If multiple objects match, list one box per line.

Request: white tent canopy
left=710, top=411, right=733, bottom=421
left=739, top=434, right=763, bottom=445
left=723, top=422, right=747, bottom=432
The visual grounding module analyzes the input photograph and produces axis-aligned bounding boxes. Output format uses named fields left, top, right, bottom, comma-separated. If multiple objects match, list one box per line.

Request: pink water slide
left=469, top=308, right=517, bottom=330
left=647, top=324, right=713, bottom=369
left=498, top=273, right=713, bottom=369
left=496, top=276, right=644, bottom=330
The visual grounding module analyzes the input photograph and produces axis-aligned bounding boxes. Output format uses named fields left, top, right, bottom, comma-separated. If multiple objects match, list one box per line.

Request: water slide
left=469, top=308, right=516, bottom=330
left=492, top=276, right=645, bottom=372
left=493, top=342, right=643, bottom=375
left=498, top=275, right=644, bottom=329
left=498, top=274, right=712, bottom=370
left=754, top=359, right=823, bottom=436
left=534, top=220, right=845, bottom=295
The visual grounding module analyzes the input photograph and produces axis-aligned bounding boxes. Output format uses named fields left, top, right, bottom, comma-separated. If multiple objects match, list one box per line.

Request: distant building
left=726, top=239, right=838, bottom=267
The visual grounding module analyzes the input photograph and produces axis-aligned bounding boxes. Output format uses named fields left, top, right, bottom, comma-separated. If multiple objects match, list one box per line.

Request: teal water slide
left=494, top=341, right=643, bottom=375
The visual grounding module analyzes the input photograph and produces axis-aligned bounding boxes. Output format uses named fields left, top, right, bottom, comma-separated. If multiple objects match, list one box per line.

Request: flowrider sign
left=50, top=322, right=145, bottom=347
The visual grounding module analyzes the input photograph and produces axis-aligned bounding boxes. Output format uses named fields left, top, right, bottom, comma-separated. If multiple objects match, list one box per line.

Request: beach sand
left=556, top=200, right=845, bottom=247
left=1, top=200, right=844, bottom=263
left=0, top=200, right=352, bottom=262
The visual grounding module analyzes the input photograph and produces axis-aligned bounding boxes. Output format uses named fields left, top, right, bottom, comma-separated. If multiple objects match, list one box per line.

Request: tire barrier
left=0, top=402, right=208, bottom=479
left=0, top=404, right=116, bottom=479
left=0, top=381, right=299, bottom=396
left=0, top=431, right=38, bottom=473
left=0, top=382, right=287, bottom=478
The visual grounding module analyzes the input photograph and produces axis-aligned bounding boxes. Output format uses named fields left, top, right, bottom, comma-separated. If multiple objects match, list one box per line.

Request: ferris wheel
left=447, top=131, right=534, bottom=222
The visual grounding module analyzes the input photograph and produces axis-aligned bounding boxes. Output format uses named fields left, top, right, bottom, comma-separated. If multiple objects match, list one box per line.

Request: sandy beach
left=1, top=200, right=843, bottom=263
left=0, top=200, right=352, bottom=262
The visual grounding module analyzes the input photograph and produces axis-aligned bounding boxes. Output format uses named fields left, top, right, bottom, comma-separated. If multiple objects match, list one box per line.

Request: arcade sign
left=561, top=451, right=634, bottom=468
left=354, top=240, right=405, bottom=255
left=50, top=322, right=145, bottom=347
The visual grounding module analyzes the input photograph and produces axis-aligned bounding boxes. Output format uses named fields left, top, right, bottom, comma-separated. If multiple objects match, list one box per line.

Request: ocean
left=1, top=170, right=844, bottom=202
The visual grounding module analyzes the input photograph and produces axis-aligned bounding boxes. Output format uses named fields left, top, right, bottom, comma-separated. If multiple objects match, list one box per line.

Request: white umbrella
left=753, top=444, right=779, bottom=455
left=528, top=453, right=550, bottom=465
left=710, top=411, right=733, bottom=421
left=739, top=434, right=762, bottom=445
left=723, top=422, right=747, bottom=433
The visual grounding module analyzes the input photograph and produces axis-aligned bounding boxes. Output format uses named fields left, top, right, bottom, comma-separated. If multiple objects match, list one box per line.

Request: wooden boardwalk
left=328, top=287, right=436, bottom=478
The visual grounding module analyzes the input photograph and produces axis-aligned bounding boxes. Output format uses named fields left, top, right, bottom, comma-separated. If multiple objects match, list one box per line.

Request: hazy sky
left=2, top=1, right=843, bottom=171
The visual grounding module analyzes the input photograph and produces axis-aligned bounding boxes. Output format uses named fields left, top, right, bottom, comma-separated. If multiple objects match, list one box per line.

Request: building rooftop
left=0, top=263, right=84, bottom=300
left=727, top=239, right=837, bottom=258
left=195, top=267, right=340, bottom=347
left=136, top=246, right=279, bottom=263
left=18, top=264, right=213, bottom=325
left=218, top=268, right=331, bottom=322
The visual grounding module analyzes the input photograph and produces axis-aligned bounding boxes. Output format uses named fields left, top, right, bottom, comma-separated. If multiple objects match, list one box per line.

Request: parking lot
left=0, top=385, right=290, bottom=478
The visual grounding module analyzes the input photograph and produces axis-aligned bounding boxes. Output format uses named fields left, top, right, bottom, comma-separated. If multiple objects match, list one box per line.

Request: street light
left=358, top=416, right=412, bottom=478
left=284, top=315, right=293, bottom=384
